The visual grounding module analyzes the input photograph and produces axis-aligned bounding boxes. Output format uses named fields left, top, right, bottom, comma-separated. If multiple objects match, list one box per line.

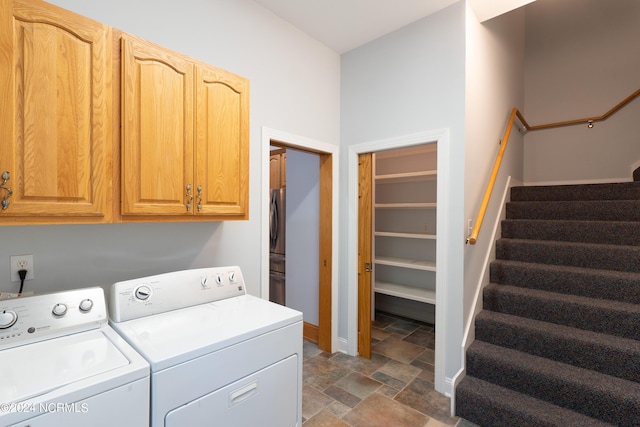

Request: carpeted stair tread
left=501, top=219, right=640, bottom=246
left=506, top=200, right=640, bottom=221
left=474, top=310, right=640, bottom=382
left=458, top=180, right=640, bottom=426
left=490, top=259, right=640, bottom=304
left=510, top=181, right=640, bottom=202
left=456, top=376, right=615, bottom=427
left=495, top=238, right=640, bottom=273
left=483, top=283, right=640, bottom=341
left=465, top=341, right=640, bottom=425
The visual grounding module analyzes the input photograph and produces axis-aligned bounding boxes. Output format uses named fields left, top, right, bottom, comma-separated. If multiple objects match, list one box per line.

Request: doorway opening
left=349, top=129, right=450, bottom=393
left=358, top=143, right=437, bottom=358
left=262, top=127, right=337, bottom=354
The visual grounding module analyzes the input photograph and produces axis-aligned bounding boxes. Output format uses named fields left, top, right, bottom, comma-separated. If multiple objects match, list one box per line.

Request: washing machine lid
left=0, top=329, right=130, bottom=404
left=111, top=294, right=302, bottom=372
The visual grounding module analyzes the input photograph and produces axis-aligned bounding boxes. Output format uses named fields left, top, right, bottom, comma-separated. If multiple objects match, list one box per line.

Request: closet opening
left=358, top=142, right=437, bottom=360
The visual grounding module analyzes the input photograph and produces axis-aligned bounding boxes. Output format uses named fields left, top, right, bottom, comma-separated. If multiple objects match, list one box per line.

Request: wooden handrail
left=467, top=88, right=640, bottom=245
left=518, top=88, right=640, bottom=131
left=467, top=108, right=520, bottom=245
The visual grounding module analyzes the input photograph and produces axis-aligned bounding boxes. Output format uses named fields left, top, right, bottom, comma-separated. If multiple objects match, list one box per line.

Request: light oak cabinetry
left=0, top=0, right=249, bottom=226
left=0, top=0, right=112, bottom=224
left=373, top=144, right=437, bottom=318
left=269, top=149, right=286, bottom=189
left=121, top=34, right=249, bottom=219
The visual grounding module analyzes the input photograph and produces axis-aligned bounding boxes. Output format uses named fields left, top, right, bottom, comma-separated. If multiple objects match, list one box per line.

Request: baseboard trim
left=303, top=322, right=319, bottom=343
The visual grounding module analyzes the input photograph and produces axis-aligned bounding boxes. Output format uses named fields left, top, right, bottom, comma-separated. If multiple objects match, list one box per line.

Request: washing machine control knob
left=215, top=274, right=223, bottom=285
left=0, top=310, right=18, bottom=329
left=135, top=286, right=152, bottom=301
left=228, top=272, right=236, bottom=283
left=52, top=303, right=68, bottom=317
left=79, top=298, right=94, bottom=312
left=201, top=277, right=209, bottom=287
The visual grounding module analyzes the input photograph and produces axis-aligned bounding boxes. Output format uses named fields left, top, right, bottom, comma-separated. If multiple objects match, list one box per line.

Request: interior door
left=357, top=153, right=372, bottom=358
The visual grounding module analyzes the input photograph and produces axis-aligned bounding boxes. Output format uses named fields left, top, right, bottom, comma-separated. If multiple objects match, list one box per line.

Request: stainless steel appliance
left=269, top=188, right=286, bottom=305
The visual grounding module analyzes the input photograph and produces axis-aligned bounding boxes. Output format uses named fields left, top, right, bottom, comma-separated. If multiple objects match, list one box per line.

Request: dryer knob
left=215, top=274, right=223, bottom=285
left=135, top=285, right=152, bottom=301
left=79, top=298, right=94, bottom=312
left=52, top=303, right=68, bottom=317
left=228, top=272, right=236, bottom=283
left=0, top=310, right=18, bottom=329
left=201, top=277, right=209, bottom=287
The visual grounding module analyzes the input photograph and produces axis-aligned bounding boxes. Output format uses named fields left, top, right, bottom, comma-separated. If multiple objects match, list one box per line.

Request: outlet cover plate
left=10, top=254, right=34, bottom=282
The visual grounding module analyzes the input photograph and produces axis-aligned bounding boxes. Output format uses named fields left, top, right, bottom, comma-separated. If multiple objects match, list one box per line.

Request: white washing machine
left=109, top=266, right=303, bottom=427
left=0, top=287, right=150, bottom=427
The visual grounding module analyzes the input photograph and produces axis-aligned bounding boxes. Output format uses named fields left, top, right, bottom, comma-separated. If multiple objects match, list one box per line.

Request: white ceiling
left=253, top=0, right=537, bottom=54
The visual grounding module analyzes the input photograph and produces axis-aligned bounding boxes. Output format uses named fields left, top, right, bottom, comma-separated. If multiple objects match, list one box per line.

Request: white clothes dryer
left=0, top=287, right=150, bottom=427
left=109, top=266, right=303, bottom=427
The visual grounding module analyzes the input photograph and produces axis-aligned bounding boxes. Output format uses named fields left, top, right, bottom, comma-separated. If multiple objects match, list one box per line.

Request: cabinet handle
left=196, top=185, right=202, bottom=212
left=185, top=184, right=193, bottom=211
left=0, top=171, right=12, bottom=210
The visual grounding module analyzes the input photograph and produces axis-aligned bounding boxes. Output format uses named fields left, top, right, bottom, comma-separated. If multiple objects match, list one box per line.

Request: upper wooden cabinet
left=0, top=0, right=112, bottom=224
left=121, top=34, right=249, bottom=220
left=120, top=34, right=194, bottom=216
left=269, top=148, right=286, bottom=189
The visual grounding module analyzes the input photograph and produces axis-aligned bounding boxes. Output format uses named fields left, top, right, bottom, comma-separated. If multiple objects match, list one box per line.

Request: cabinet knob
left=0, top=171, right=12, bottom=211
left=196, top=185, right=203, bottom=212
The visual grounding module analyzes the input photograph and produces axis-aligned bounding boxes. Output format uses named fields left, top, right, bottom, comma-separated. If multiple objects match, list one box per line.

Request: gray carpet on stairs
left=456, top=181, right=640, bottom=427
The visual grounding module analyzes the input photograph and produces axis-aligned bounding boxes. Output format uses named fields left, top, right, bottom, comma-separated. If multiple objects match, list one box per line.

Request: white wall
left=0, top=0, right=340, bottom=298
left=524, top=0, right=640, bottom=184
left=341, top=2, right=466, bottom=392
left=463, top=5, right=525, bottom=333
left=286, top=150, right=320, bottom=324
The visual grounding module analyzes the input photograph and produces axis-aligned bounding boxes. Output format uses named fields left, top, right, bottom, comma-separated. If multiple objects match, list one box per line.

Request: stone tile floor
left=302, top=312, right=477, bottom=427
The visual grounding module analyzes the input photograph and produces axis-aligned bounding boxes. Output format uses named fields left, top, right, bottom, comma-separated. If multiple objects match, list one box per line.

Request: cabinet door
left=0, top=0, right=111, bottom=222
left=194, top=64, right=249, bottom=218
left=270, top=154, right=281, bottom=189
left=121, top=34, right=194, bottom=215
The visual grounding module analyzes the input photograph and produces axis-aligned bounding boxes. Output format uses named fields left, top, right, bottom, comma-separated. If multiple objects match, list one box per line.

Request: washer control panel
left=0, top=287, right=107, bottom=350
left=109, top=266, right=246, bottom=322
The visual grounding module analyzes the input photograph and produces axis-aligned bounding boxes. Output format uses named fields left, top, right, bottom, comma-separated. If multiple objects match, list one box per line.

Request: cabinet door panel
left=0, top=0, right=110, bottom=219
left=121, top=35, right=194, bottom=215
left=195, top=65, right=248, bottom=217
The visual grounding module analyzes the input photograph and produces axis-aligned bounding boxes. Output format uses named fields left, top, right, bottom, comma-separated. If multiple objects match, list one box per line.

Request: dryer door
left=165, top=355, right=299, bottom=427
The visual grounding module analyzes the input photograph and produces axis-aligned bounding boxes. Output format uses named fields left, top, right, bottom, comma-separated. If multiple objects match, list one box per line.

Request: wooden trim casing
left=318, top=152, right=333, bottom=353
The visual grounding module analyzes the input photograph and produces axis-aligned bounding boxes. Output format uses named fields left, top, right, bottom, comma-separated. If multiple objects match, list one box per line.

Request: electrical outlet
left=10, top=254, right=34, bottom=283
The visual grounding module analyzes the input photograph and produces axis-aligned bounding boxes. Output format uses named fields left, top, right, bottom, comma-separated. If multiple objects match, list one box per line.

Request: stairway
left=456, top=179, right=640, bottom=427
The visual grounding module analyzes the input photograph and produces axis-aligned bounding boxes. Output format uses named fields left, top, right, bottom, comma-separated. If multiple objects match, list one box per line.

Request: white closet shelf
left=374, top=203, right=436, bottom=209
left=375, top=170, right=437, bottom=183
left=374, top=281, right=436, bottom=304
left=374, top=256, right=436, bottom=271
left=375, top=231, right=436, bottom=240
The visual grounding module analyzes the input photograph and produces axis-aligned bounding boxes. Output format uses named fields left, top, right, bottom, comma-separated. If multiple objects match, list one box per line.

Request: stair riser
left=466, top=348, right=639, bottom=425
left=495, top=239, right=640, bottom=273
left=475, top=316, right=640, bottom=382
left=511, top=182, right=640, bottom=202
left=501, top=220, right=640, bottom=246
left=506, top=200, right=640, bottom=221
left=490, top=261, right=640, bottom=304
left=483, top=287, right=640, bottom=341
left=456, top=380, right=612, bottom=427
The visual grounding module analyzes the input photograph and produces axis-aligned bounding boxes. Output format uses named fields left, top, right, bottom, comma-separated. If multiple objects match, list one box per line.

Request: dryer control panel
left=0, top=287, right=107, bottom=350
left=109, top=266, right=246, bottom=322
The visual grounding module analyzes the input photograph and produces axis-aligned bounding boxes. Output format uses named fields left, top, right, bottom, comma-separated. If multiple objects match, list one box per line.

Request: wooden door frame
left=348, top=129, right=450, bottom=394
left=261, top=127, right=338, bottom=353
